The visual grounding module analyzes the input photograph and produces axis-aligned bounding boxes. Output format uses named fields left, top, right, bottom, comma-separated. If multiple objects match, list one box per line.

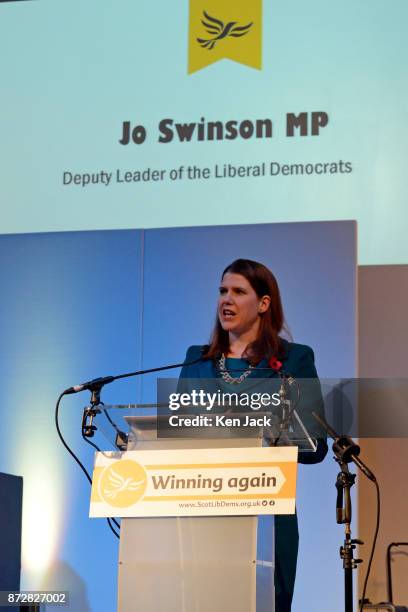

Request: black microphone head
left=333, top=436, right=360, bottom=463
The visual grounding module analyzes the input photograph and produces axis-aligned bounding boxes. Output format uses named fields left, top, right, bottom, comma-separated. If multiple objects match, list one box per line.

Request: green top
left=224, top=357, right=251, bottom=378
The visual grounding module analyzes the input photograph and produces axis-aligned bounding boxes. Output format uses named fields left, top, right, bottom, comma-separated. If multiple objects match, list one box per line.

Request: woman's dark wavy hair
left=203, top=259, right=286, bottom=364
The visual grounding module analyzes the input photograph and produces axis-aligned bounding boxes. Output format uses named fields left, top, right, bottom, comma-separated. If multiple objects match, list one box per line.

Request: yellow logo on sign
left=98, top=460, right=147, bottom=508
left=188, top=0, right=262, bottom=74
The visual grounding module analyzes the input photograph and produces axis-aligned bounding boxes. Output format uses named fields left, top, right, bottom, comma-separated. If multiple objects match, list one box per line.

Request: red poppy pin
left=268, top=356, right=283, bottom=371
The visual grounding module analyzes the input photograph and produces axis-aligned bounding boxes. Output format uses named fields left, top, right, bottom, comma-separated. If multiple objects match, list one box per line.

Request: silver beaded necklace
left=218, top=353, right=254, bottom=384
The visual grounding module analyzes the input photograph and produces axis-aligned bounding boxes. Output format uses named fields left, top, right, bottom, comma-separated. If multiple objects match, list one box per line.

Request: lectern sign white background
left=90, top=447, right=298, bottom=518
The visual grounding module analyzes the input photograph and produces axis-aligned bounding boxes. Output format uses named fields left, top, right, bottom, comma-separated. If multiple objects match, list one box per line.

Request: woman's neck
left=227, top=329, right=258, bottom=358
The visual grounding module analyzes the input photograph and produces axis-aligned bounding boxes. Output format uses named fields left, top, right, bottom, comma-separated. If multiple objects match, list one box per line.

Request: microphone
left=63, top=347, right=209, bottom=396
left=275, top=371, right=297, bottom=433
left=64, top=376, right=116, bottom=395
left=333, top=436, right=376, bottom=482
left=312, top=411, right=376, bottom=482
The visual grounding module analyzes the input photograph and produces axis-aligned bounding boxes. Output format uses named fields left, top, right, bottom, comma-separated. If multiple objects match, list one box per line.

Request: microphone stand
left=55, top=354, right=209, bottom=541
left=312, top=412, right=376, bottom=612
left=63, top=358, right=202, bottom=439
left=81, top=384, right=103, bottom=438
left=336, top=458, right=363, bottom=612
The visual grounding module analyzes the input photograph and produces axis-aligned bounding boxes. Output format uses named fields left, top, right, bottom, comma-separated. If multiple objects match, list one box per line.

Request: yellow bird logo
left=197, top=11, right=253, bottom=50
left=98, top=459, right=148, bottom=507
left=103, top=467, right=145, bottom=500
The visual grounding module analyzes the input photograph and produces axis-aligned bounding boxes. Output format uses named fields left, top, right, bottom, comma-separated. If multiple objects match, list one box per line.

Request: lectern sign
left=90, top=447, right=297, bottom=518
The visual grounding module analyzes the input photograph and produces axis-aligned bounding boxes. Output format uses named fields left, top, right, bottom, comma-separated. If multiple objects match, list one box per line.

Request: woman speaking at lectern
left=179, top=258, right=328, bottom=612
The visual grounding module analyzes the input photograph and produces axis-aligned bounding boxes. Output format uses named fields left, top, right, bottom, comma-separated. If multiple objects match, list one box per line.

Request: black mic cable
left=55, top=391, right=120, bottom=538
left=55, top=351, right=208, bottom=538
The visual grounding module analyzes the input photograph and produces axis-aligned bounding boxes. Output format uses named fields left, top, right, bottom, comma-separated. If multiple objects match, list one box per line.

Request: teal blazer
left=179, top=339, right=328, bottom=612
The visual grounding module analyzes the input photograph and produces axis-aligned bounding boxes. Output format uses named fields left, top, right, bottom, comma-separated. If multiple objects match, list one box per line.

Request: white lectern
left=117, top=416, right=274, bottom=612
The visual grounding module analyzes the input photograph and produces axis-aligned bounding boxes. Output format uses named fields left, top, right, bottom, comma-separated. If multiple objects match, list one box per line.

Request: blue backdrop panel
left=0, top=222, right=356, bottom=611
left=0, top=230, right=143, bottom=612
left=141, top=220, right=356, bottom=611
left=141, top=221, right=356, bottom=377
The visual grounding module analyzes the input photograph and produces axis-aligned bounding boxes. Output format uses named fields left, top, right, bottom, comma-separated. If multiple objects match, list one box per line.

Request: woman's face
left=218, top=272, right=270, bottom=337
